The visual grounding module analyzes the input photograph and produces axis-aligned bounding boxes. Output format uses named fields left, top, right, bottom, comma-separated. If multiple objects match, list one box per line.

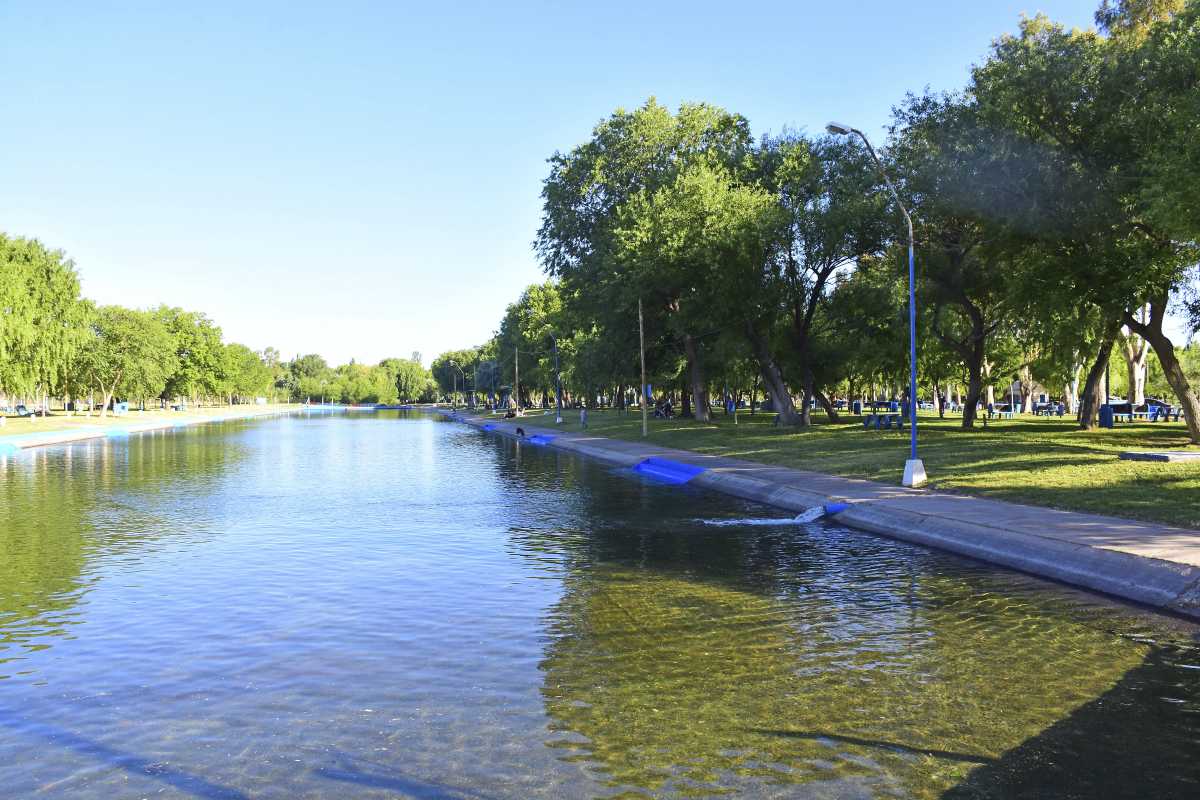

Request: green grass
left=514, top=408, right=1200, bottom=529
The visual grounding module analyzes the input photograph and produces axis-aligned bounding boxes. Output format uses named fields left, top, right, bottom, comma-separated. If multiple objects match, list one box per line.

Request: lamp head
left=825, top=121, right=854, bottom=136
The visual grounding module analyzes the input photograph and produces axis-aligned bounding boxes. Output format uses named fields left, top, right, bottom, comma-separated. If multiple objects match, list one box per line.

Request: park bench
left=863, top=413, right=904, bottom=431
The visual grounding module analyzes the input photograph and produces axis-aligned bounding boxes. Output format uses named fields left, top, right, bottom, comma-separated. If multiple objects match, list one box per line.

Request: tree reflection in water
left=0, top=428, right=246, bottom=680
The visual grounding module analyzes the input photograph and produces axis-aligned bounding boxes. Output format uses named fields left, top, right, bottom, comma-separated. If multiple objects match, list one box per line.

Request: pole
left=514, top=346, right=520, bottom=414
left=638, top=298, right=648, bottom=438
left=905, top=198, right=918, bottom=463
left=553, top=335, right=562, bottom=424
left=848, top=124, right=925, bottom=486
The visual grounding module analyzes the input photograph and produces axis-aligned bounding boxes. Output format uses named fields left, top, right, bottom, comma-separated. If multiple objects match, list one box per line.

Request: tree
left=754, top=134, right=890, bottom=424
left=617, top=162, right=782, bottom=422
left=154, top=306, right=227, bottom=404
left=286, top=353, right=333, bottom=402
left=968, top=11, right=1200, bottom=439
left=379, top=357, right=430, bottom=403
left=79, top=306, right=176, bottom=417
left=537, top=99, right=753, bottom=422
left=224, top=343, right=273, bottom=403
left=891, top=95, right=1032, bottom=427
left=0, top=233, right=88, bottom=404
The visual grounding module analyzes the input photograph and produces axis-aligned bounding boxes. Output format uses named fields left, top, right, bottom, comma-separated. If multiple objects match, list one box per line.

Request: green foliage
left=78, top=305, right=178, bottom=410
left=224, top=343, right=274, bottom=401
left=0, top=233, right=87, bottom=398
left=153, top=306, right=227, bottom=402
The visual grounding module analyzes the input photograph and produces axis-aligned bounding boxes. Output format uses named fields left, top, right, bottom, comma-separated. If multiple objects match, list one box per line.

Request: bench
left=863, top=413, right=904, bottom=431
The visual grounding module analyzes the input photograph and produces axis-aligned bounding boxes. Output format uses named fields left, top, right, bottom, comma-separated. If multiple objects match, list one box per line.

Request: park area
left=541, top=408, right=1200, bottom=529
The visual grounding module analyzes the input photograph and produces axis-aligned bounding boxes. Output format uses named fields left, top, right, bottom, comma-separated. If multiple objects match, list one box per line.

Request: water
left=1, top=411, right=1198, bottom=799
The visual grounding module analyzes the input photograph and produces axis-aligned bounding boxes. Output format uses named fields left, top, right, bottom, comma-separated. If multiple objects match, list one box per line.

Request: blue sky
left=0, top=1, right=1102, bottom=366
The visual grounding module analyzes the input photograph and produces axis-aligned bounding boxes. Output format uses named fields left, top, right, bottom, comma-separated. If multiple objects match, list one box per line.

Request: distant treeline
left=0, top=233, right=437, bottom=414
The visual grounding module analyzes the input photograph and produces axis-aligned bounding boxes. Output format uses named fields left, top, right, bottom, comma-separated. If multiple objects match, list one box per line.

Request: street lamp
left=826, top=121, right=926, bottom=487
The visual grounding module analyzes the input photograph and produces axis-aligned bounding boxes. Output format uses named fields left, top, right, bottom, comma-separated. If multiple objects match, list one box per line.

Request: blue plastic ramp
left=527, top=434, right=556, bottom=446
left=631, top=457, right=707, bottom=484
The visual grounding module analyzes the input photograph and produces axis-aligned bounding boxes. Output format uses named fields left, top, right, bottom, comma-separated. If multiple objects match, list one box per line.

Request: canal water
left=1, top=410, right=1198, bottom=799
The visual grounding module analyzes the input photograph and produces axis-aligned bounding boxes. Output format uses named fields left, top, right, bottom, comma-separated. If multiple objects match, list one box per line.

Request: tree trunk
left=1126, top=300, right=1200, bottom=444
left=1119, top=326, right=1150, bottom=407
left=682, top=334, right=710, bottom=423
left=799, top=369, right=814, bottom=427
left=814, top=388, right=839, bottom=422
left=963, top=365, right=983, bottom=428
left=1068, top=364, right=1081, bottom=414
left=746, top=328, right=801, bottom=425
left=1079, top=320, right=1121, bottom=430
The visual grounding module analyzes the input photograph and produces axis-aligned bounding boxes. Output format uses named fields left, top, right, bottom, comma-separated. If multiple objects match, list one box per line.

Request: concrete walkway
left=0, top=405, right=304, bottom=453
left=447, top=411, right=1200, bottom=620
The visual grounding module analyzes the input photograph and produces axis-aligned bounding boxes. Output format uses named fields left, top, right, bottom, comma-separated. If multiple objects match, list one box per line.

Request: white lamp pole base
left=903, top=459, right=927, bottom=488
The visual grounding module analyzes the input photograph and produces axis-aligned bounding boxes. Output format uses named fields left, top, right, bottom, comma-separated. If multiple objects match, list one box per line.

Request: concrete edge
left=443, top=409, right=1200, bottom=621
left=0, top=407, right=305, bottom=452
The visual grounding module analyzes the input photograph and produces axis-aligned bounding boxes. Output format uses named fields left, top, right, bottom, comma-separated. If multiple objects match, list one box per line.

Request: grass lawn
left=510, top=407, right=1200, bottom=529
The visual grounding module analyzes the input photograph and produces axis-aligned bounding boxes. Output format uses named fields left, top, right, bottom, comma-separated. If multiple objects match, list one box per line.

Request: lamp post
left=827, top=121, right=926, bottom=487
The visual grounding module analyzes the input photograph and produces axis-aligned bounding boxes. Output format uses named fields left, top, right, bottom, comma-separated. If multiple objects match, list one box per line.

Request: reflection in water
left=0, top=427, right=248, bottom=678
left=0, top=412, right=1196, bottom=798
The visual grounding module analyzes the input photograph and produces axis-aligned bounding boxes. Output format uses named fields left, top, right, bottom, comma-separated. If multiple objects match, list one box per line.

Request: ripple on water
left=0, top=411, right=1198, bottom=798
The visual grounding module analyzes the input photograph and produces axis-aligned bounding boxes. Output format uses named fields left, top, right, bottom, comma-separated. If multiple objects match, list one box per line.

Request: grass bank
left=507, top=408, right=1200, bottom=529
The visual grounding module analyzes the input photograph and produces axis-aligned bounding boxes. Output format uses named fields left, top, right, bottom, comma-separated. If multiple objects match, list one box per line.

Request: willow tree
left=0, top=233, right=87, bottom=404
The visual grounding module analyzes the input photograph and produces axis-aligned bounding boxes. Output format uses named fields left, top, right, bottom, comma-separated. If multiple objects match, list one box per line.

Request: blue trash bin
left=1099, top=404, right=1114, bottom=429
left=852, top=400, right=862, bottom=415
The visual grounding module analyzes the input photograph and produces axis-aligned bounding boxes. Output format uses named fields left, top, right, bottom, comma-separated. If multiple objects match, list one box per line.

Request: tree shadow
left=0, top=706, right=249, bottom=799
left=940, top=646, right=1200, bottom=799
left=313, top=753, right=496, bottom=800
left=745, top=729, right=994, bottom=765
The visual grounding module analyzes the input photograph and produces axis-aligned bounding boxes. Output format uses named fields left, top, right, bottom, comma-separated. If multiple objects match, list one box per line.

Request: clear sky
left=0, top=1, right=1103, bottom=366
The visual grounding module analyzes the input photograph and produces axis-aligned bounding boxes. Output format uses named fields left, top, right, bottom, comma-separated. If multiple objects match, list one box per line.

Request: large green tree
left=0, top=233, right=88, bottom=403
left=537, top=99, right=753, bottom=421
left=79, top=305, right=177, bottom=416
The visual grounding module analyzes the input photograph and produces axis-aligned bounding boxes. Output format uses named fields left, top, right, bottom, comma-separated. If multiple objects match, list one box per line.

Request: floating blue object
left=526, top=434, right=556, bottom=446
left=481, top=424, right=496, bottom=431
left=631, top=457, right=707, bottom=484
left=824, top=502, right=850, bottom=515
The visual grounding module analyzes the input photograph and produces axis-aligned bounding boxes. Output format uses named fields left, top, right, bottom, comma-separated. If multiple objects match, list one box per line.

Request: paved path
left=447, top=410, right=1200, bottom=620
left=0, top=405, right=304, bottom=453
